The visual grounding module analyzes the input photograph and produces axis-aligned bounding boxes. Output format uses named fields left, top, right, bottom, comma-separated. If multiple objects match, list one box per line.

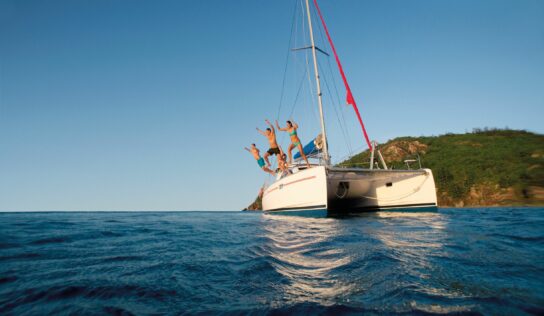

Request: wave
left=0, top=209, right=542, bottom=315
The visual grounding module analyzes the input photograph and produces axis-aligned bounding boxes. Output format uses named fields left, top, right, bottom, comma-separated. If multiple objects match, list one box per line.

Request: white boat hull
left=262, top=166, right=329, bottom=212
left=262, top=166, right=437, bottom=214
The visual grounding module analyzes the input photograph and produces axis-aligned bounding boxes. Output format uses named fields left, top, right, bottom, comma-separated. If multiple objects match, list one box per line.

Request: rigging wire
left=287, top=68, right=309, bottom=120
left=276, top=0, right=300, bottom=121
left=302, top=0, right=324, bottom=140
left=310, top=2, right=354, bottom=160
left=284, top=0, right=319, bottom=147
left=318, top=57, right=354, bottom=159
left=275, top=0, right=301, bottom=151
left=312, top=0, right=373, bottom=151
left=275, top=0, right=317, bottom=158
left=266, top=1, right=300, bottom=181
left=312, top=4, right=355, bottom=158
left=276, top=0, right=350, bottom=163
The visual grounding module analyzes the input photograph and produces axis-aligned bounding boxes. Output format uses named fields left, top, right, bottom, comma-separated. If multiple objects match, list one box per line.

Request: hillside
left=244, top=129, right=544, bottom=209
left=340, top=129, right=544, bottom=207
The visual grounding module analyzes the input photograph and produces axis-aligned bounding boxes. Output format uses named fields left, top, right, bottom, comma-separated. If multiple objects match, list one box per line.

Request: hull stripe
left=265, top=204, right=326, bottom=212
left=284, top=175, right=316, bottom=186
left=264, top=175, right=317, bottom=196
left=329, top=202, right=437, bottom=212
left=265, top=202, right=437, bottom=213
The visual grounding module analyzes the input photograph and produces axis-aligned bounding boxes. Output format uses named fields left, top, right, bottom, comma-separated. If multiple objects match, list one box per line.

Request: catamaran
left=262, top=0, right=437, bottom=214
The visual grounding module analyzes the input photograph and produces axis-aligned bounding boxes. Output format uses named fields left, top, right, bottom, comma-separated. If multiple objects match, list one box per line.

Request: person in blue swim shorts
left=244, top=144, right=275, bottom=175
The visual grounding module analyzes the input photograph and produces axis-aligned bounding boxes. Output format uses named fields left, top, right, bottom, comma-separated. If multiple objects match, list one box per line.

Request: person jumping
left=244, top=144, right=275, bottom=176
left=276, top=119, right=310, bottom=167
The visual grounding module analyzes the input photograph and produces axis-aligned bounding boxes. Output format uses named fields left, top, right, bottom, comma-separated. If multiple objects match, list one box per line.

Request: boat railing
left=404, top=154, right=422, bottom=170
left=369, top=141, right=389, bottom=170
left=335, top=162, right=371, bottom=168
left=335, top=141, right=427, bottom=170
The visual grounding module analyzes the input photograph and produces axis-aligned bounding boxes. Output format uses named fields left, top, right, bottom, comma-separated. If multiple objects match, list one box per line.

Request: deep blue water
left=0, top=208, right=543, bottom=315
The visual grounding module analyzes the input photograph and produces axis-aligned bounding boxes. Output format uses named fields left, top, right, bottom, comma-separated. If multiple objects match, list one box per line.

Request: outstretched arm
left=275, top=120, right=288, bottom=131
left=265, top=119, right=275, bottom=133
left=244, top=147, right=251, bottom=152
left=256, top=127, right=266, bottom=136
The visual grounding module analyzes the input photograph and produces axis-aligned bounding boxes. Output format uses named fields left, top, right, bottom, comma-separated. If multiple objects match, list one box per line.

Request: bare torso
left=250, top=147, right=261, bottom=160
left=267, top=132, right=279, bottom=148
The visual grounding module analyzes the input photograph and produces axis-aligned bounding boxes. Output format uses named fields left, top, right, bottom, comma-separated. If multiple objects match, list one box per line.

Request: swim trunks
left=267, top=147, right=281, bottom=155
left=293, top=141, right=301, bottom=147
left=257, top=157, right=265, bottom=168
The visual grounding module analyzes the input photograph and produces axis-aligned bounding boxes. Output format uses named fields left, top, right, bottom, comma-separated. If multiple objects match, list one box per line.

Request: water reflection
left=260, top=211, right=476, bottom=312
left=374, top=211, right=447, bottom=247
left=370, top=211, right=471, bottom=307
left=261, top=214, right=354, bottom=305
left=375, top=212, right=444, bottom=262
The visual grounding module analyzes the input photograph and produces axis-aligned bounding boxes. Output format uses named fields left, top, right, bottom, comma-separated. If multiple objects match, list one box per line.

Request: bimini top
left=294, top=138, right=322, bottom=160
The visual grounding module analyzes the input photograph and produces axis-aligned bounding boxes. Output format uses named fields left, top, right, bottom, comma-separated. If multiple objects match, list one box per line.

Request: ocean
left=0, top=208, right=543, bottom=315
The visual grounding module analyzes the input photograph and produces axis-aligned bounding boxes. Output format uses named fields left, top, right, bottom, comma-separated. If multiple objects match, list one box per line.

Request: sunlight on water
left=262, top=214, right=354, bottom=305
left=376, top=211, right=438, bottom=218
left=0, top=209, right=543, bottom=314
left=369, top=211, right=476, bottom=312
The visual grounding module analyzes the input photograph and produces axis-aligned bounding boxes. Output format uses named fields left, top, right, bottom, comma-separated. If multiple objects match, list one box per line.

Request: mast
left=304, top=0, right=330, bottom=166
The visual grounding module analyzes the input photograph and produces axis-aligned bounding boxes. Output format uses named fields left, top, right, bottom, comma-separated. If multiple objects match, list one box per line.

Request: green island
left=245, top=129, right=544, bottom=209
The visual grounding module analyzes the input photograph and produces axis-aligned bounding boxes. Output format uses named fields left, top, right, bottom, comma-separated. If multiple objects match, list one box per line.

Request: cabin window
left=386, top=182, right=393, bottom=187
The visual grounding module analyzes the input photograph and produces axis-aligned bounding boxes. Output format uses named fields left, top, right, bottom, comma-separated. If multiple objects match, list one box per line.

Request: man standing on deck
left=244, top=144, right=275, bottom=176
left=256, top=119, right=282, bottom=167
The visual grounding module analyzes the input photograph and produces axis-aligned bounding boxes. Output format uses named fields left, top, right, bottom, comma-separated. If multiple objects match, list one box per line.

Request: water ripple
left=0, top=209, right=542, bottom=314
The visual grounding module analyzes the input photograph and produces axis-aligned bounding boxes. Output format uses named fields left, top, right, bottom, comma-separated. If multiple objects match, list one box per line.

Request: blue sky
left=1, top=0, right=543, bottom=211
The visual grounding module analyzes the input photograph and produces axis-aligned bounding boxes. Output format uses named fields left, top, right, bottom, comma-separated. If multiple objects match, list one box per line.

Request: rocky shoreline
left=243, top=129, right=544, bottom=210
